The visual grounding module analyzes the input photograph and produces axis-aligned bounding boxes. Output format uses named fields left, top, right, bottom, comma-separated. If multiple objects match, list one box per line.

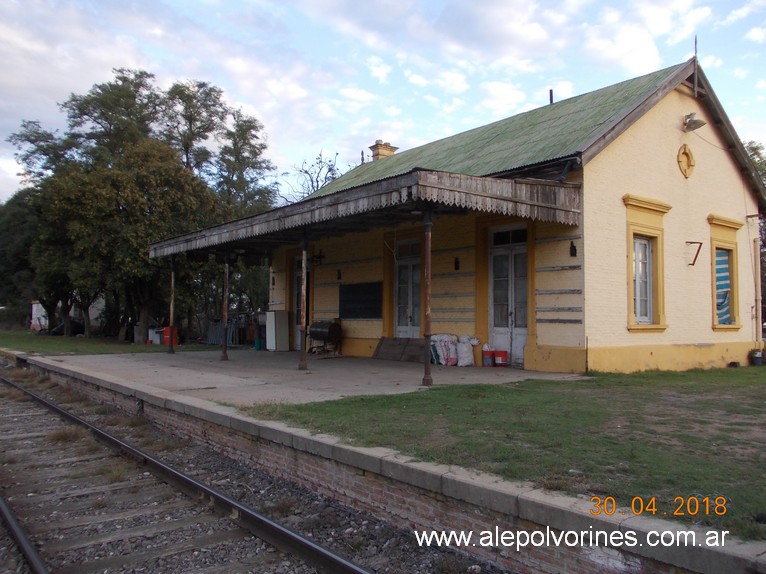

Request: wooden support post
left=168, top=256, right=175, bottom=354
left=422, top=211, right=433, bottom=387
left=299, top=240, right=308, bottom=371
left=221, top=261, right=229, bottom=361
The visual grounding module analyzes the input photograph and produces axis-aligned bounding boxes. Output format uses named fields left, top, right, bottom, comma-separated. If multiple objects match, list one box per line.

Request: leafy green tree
left=0, top=189, right=39, bottom=324
left=744, top=140, right=766, bottom=329
left=7, top=67, right=277, bottom=340
left=215, top=108, right=276, bottom=218
left=745, top=141, right=766, bottom=181
left=162, top=80, right=228, bottom=173
left=61, top=68, right=162, bottom=161
left=6, top=121, right=77, bottom=184
left=48, top=139, right=217, bottom=342
left=30, top=174, right=76, bottom=335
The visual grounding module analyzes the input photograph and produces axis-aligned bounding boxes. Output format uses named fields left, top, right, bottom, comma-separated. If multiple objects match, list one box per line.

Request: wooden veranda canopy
left=149, top=170, right=581, bottom=384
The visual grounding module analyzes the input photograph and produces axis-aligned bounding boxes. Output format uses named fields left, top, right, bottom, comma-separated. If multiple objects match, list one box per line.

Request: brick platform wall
left=40, top=369, right=701, bottom=574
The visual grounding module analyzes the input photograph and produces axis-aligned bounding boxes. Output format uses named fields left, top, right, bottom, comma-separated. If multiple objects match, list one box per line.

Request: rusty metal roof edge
left=149, top=172, right=581, bottom=257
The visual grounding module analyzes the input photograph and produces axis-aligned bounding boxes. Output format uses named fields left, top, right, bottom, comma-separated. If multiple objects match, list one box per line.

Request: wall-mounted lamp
left=683, top=113, right=707, bottom=132
left=311, top=249, right=325, bottom=265
left=454, top=257, right=460, bottom=271
left=570, top=241, right=577, bottom=257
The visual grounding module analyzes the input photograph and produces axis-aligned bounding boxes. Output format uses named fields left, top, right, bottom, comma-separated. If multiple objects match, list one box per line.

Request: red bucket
left=482, top=350, right=494, bottom=367
left=494, top=350, right=508, bottom=367
left=162, top=326, right=178, bottom=346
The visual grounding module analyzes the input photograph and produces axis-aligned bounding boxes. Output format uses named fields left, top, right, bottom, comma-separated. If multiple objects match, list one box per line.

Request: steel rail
left=0, top=495, right=50, bottom=574
left=0, top=375, right=371, bottom=574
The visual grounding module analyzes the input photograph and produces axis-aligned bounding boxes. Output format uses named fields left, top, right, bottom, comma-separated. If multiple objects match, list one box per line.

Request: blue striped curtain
left=715, top=248, right=731, bottom=325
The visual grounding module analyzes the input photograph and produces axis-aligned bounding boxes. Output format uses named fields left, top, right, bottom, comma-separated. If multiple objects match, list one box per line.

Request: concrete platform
left=14, top=348, right=584, bottom=406
left=4, top=346, right=764, bottom=574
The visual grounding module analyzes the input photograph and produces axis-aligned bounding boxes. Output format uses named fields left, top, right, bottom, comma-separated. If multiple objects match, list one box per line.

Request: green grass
left=247, top=368, right=766, bottom=539
left=0, top=329, right=210, bottom=355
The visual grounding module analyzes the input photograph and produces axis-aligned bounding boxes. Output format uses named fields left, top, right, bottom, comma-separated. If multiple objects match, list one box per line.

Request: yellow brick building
left=151, top=58, right=765, bottom=374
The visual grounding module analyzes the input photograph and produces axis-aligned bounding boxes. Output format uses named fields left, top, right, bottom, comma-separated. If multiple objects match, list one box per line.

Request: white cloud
left=552, top=81, right=575, bottom=100
left=479, top=81, right=527, bottom=117
left=745, top=27, right=766, bottom=42
left=602, top=1, right=711, bottom=48
left=337, top=87, right=378, bottom=113
left=265, top=78, right=309, bottom=102
left=317, top=101, right=338, bottom=119
left=434, top=70, right=470, bottom=94
left=405, top=70, right=429, bottom=87
left=700, top=55, right=723, bottom=68
left=442, top=98, right=466, bottom=114
left=721, top=0, right=766, bottom=26
left=366, top=56, right=392, bottom=84
left=733, top=68, right=750, bottom=79
left=339, top=87, right=376, bottom=102
left=583, top=19, right=662, bottom=74
left=666, top=7, right=711, bottom=45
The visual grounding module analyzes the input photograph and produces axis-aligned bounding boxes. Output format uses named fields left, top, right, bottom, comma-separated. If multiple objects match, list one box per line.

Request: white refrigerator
left=265, top=310, right=289, bottom=351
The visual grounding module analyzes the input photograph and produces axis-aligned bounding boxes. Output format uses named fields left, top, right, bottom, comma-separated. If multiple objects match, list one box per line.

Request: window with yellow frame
left=623, top=195, right=671, bottom=331
left=708, top=215, right=743, bottom=330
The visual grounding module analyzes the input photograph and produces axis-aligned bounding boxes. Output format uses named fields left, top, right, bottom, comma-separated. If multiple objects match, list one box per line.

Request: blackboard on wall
left=339, top=282, right=383, bottom=319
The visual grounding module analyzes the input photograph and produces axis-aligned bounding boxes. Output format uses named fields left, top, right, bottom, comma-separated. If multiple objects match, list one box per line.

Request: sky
left=1, top=0, right=765, bottom=204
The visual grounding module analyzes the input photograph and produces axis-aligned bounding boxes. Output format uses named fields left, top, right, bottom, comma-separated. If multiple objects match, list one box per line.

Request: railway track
left=0, top=373, right=370, bottom=574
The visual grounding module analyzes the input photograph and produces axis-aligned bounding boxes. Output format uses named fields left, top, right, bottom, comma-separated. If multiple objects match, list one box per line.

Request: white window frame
left=633, top=236, right=653, bottom=324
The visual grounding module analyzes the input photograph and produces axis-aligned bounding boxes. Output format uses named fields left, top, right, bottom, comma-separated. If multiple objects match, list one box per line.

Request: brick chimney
left=369, top=139, right=398, bottom=161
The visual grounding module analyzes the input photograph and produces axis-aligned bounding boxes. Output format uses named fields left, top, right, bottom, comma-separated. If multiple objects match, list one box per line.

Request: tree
left=214, top=108, right=276, bottom=218
left=0, top=188, right=39, bottom=324
left=49, top=139, right=217, bottom=342
left=744, top=140, right=766, bottom=330
left=745, top=141, right=766, bottom=182
left=162, top=80, right=228, bottom=173
left=283, top=150, right=344, bottom=203
left=30, top=174, right=76, bottom=335
left=7, top=68, right=277, bottom=340
left=6, top=121, right=77, bottom=184
left=62, top=69, right=162, bottom=162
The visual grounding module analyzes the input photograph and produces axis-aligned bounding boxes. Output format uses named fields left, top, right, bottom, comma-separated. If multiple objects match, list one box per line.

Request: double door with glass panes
left=489, top=229, right=528, bottom=367
left=394, top=240, right=421, bottom=339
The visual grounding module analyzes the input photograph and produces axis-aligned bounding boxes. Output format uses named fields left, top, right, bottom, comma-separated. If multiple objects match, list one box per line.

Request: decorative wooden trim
left=150, top=171, right=582, bottom=258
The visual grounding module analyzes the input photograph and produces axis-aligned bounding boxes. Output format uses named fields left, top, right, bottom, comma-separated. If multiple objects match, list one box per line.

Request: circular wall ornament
left=677, top=144, right=695, bottom=178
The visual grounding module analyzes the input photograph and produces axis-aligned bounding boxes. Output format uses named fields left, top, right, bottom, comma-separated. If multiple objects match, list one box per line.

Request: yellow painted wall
left=523, top=220, right=587, bottom=373
left=268, top=86, right=761, bottom=373
left=269, top=213, right=529, bottom=359
left=578, top=86, right=761, bottom=372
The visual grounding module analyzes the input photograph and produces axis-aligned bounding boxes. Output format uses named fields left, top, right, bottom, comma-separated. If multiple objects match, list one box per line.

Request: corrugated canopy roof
left=314, top=61, right=693, bottom=197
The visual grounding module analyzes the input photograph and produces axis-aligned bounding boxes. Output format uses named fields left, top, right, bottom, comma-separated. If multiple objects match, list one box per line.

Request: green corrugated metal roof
left=313, top=61, right=691, bottom=198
